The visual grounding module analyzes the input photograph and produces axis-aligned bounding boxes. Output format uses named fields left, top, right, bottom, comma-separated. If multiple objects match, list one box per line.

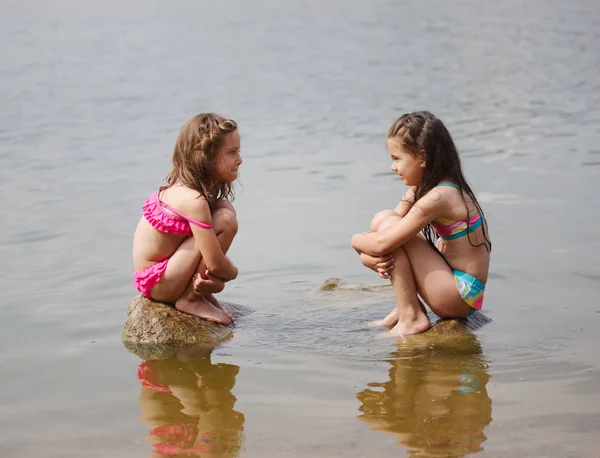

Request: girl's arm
left=184, top=199, right=238, bottom=281
left=354, top=187, right=416, bottom=257
left=352, top=191, right=444, bottom=257
left=394, top=186, right=416, bottom=217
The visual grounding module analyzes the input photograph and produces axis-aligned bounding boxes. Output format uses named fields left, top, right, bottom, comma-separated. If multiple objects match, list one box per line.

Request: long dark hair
left=388, top=111, right=491, bottom=252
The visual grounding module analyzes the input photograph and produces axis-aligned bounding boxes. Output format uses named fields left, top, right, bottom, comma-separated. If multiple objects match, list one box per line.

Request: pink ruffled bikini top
left=142, top=188, right=213, bottom=236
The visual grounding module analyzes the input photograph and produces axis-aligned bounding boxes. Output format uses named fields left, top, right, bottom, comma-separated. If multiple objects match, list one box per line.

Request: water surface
left=1, top=0, right=600, bottom=456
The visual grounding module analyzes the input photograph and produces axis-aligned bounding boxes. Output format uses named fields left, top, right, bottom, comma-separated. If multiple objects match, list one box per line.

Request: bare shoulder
left=172, top=186, right=211, bottom=219
left=411, top=186, right=453, bottom=215
left=422, top=185, right=480, bottom=220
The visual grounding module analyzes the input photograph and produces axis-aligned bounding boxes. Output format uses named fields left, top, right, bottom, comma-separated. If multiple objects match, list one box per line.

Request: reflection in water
left=357, top=331, right=492, bottom=457
left=136, top=346, right=245, bottom=457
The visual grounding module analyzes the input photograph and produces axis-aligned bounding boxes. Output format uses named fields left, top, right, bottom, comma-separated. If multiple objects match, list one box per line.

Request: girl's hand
left=193, top=271, right=225, bottom=294
left=360, top=253, right=395, bottom=279
left=199, top=260, right=230, bottom=283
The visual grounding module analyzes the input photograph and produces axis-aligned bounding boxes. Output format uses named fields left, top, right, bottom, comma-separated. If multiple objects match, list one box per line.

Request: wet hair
left=164, top=113, right=238, bottom=207
left=388, top=111, right=491, bottom=252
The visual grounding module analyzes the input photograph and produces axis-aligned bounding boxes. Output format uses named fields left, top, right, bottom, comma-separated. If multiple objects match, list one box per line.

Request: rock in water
left=318, top=277, right=392, bottom=293
left=319, top=277, right=343, bottom=291
left=122, top=295, right=253, bottom=360
left=398, top=311, right=493, bottom=353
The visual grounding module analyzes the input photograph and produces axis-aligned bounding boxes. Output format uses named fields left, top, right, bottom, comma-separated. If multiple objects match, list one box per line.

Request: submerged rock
left=318, top=277, right=392, bottom=292
left=398, top=312, right=492, bottom=353
left=431, top=311, right=492, bottom=334
left=122, top=295, right=253, bottom=360
left=319, top=277, right=343, bottom=291
left=318, top=277, right=492, bottom=338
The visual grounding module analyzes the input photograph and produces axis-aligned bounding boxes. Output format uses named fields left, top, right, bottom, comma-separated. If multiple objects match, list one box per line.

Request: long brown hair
left=165, top=113, right=238, bottom=207
left=388, top=111, right=491, bottom=252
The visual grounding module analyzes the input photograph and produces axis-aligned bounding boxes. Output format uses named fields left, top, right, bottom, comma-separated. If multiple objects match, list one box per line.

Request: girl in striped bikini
left=132, top=113, right=243, bottom=324
left=351, top=111, right=492, bottom=336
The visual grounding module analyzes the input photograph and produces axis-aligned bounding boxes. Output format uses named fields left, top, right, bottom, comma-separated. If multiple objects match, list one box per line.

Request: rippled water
left=2, top=0, right=600, bottom=456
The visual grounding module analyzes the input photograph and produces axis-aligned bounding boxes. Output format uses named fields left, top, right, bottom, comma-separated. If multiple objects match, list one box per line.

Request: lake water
left=1, top=0, right=600, bottom=456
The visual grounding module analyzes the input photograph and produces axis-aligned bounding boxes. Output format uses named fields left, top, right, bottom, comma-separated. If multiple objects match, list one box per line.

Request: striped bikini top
left=431, top=183, right=483, bottom=240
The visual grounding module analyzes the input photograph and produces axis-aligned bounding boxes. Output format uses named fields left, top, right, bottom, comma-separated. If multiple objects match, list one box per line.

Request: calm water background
left=2, top=0, right=600, bottom=456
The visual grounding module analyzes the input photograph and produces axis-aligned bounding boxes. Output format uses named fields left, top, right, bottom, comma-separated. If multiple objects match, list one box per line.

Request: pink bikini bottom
left=133, top=259, right=169, bottom=299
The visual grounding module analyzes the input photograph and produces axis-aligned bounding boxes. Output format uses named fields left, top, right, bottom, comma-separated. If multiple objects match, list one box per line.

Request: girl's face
left=387, top=139, right=425, bottom=186
left=215, top=131, right=242, bottom=183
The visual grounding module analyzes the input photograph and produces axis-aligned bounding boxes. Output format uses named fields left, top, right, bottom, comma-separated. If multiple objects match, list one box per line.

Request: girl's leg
left=401, top=235, right=472, bottom=319
left=367, top=210, right=422, bottom=327
left=175, top=201, right=238, bottom=322
left=149, top=201, right=238, bottom=323
left=370, top=213, right=471, bottom=336
left=196, top=202, right=238, bottom=318
left=365, top=210, right=412, bottom=327
left=369, top=209, right=398, bottom=232
left=375, top=214, right=431, bottom=335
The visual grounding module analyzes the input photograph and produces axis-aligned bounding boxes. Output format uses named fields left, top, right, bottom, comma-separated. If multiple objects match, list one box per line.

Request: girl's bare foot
left=388, top=312, right=431, bottom=336
left=369, top=300, right=429, bottom=329
left=175, top=294, right=231, bottom=324
left=205, top=293, right=234, bottom=322
left=369, top=309, right=398, bottom=328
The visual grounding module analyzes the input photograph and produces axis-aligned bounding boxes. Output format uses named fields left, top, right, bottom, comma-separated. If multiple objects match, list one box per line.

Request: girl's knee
left=370, top=209, right=398, bottom=231
left=212, top=199, right=236, bottom=216
left=212, top=206, right=238, bottom=236
left=378, top=213, right=402, bottom=232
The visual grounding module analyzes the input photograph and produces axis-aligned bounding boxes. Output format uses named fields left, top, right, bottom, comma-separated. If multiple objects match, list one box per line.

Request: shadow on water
left=356, top=329, right=492, bottom=457
left=134, top=344, right=245, bottom=458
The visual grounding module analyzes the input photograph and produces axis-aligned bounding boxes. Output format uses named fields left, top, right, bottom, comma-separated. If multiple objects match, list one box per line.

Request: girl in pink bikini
left=351, top=111, right=492, bottom=336
left=132, top=113, right=242, bottom=325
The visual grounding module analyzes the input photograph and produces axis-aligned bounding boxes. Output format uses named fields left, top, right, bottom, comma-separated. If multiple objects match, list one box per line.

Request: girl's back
left=133, top=184, right=204, bottom=271
left=428, top=186, right=490, bottom=284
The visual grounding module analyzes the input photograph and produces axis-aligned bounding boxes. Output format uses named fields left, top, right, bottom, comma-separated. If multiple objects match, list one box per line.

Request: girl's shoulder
left=430, top=182, right=478, bottom=205
left=411, top=184, right=460, bottom=217
left=424, top=183, right=481, bottom=219
left=163, top=184, right=209, bottom=211
left=424, top=183, right=465, bottom=201
left=417, top=184, right=459, bottom=202
left=163, top=183, right=202, bottom=198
